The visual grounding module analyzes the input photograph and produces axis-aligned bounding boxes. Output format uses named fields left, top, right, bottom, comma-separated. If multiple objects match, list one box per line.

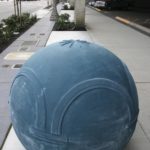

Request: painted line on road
left=88, top=5, right=150, bottom=36
left=95, top=8, right=101, bottom=12
left=115, top=16, right=150, bottom=36
left=115, top=16, right=130, bottom=24
left=88, top=5, right=102, bottom=12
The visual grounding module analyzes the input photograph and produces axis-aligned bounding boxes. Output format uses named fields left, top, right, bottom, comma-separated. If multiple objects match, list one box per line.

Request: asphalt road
left=88, top=5, right=150, bottom=29
left=0, top=0, right=48, bottom=21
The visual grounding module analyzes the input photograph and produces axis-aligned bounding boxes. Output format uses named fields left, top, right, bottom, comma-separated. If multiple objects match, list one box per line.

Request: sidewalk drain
left=18, top=46, right=30, bottom=52
left=2, top=64, right=10, bottom=68
left=12, top=64, right=23, bottom=69
left=21, top=40, right=38, bottom=46
left=30, top=33, right=36, bottom=36
left=40, top=33, right=45, bottom=36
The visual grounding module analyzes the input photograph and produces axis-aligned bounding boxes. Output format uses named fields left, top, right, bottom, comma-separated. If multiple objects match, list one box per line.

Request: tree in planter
left=50, top=0, right=59, bottom=21
left=13, top=0, right=22, bottom=26
left=14, top=0, right=22, bottom=17
left=74, top=0, right=86, bottom=29
left=55, top=13, right=75, bottom=30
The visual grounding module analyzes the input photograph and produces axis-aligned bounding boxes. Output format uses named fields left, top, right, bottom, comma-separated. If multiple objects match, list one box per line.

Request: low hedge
left=53, top=13, right=86, bottom=31
left=54, top=13, right=75, bottom=31
left=0, top=13, right=37, bottom=53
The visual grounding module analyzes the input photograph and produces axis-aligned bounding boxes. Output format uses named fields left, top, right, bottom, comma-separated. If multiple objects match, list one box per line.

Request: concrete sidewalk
left=0, top=2, right=65, bottom=148
left=1, top=5, right=150, bottom=150
left=86, top=7, right=150, bottom=149
left=0, top=9, right=55, bottom=148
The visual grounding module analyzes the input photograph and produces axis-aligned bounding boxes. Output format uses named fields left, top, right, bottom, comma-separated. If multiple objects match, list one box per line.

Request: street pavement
left=0, top=0, right=48, bottom=21
left=94, top=8, right=150, bottom=29
left=0, top=4, right=150, bottom=150
left=88, top=5, right=150, bottom=36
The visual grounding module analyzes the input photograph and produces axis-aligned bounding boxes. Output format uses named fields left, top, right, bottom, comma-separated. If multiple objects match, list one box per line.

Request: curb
left=115, top=16, right=150, bottom=36
left=88, top=5, right=150, bottom=37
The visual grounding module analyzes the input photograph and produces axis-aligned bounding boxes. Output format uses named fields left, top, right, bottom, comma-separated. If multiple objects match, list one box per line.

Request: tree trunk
left=19, top=0, right=22, bottom=26
left=50, top=0, right=59, bottom=21
left=16, top=0, right=19, bottom=17
left=74, top=0, right=86, bottom=28
left=69, top=0, right=75, bottom=7
left=19, top=0, right=21, bottom=16
left=14, top=0, right=16, bottom=15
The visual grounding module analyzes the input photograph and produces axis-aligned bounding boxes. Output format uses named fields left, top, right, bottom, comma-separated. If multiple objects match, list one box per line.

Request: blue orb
left=10, top=40, right=139, bottom=150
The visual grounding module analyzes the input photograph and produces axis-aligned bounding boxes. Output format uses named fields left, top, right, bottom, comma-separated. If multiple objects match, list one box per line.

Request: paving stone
left=2, top=123, right=149, bottom=150
left=137, top=83, right=150, bottom=140
left=0, top=83, right=11, bottom=148
left=126, top=123, right=150, bottom=150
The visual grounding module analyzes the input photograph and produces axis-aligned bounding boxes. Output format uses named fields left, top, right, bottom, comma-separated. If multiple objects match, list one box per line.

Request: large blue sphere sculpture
left=10, top=40, right=139, bottom=150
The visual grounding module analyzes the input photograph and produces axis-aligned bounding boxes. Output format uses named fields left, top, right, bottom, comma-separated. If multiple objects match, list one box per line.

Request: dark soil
left=0, top=20, right=38, bottom=54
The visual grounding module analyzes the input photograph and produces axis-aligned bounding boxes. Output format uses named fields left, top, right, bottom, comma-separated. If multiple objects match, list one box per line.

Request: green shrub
left=1, top=13, right=37, bottom=33
left=21, top=13, right=30, bottom=27
left=55, top=13, right=75, bottom=31
left=2, top=15, right=17, bottom=32
left=70, top=5, right=74, bottom=10
left=63, top=4, right=74, bottom=10
left=30, top=15, right=37, bottom=25
left=0, top=13, right=37, bottom=52
left=63, top=4, right=69, bottom=10
left=0, top=24, right=5, bottom=45
left=3, top=26, right=13, bottom=41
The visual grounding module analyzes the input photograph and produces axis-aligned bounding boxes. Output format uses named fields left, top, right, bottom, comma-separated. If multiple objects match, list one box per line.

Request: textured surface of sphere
left=10, top=40, right=139, bottom=150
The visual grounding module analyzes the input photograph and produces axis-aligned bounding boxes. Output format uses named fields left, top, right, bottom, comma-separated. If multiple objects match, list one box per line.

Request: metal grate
left=21, top=40, right=37, bottom=46
left=2, top=64, right=10, bottom=68
left=40, top=33, right=45, bottom=36
left=30, top=33, right=36, bottom=36
left=18, top=46, right=29, bottom=52
left=12, top=64, right=23, bottom=69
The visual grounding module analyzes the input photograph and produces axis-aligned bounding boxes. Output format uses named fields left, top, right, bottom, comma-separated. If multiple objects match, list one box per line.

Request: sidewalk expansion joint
left=138, top=121, right=150, bottom=143
left=136, top=82, right=150, bottom=84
